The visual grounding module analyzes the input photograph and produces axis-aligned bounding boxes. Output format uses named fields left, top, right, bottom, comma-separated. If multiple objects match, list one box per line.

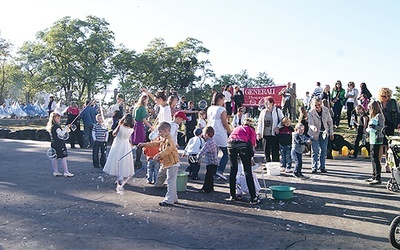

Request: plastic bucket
left=269, top=185, right=296, bottom=200
left=266, top=162, right=280, bottom=176
left=176, top=171, right=188, bottom=192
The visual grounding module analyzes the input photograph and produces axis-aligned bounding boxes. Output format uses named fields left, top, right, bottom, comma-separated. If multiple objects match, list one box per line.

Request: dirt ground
left=0, top=138, right=399, bottom=249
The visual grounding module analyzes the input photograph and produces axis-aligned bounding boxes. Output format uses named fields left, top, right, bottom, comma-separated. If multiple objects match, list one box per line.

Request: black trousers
left=228, top=143, right=256, bottom=199
left=263, top=135, right=280, bottom=162
left=370, top=144, right=381, bottom=181
left=202, top=164, right=217, bottom=193
left=353, top=127, right=364, bottom=157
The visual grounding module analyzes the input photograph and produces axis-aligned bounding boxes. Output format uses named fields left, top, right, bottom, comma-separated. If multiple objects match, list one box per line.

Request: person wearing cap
left=207, top=92, right=232, bottom=180
left=154, top=110, right=188, bottom=188
left=182, top=128, right=204, bottom=180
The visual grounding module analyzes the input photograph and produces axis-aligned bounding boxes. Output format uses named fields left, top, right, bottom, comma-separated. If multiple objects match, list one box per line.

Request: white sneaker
left=53, top=172, right=62, bottom=177
left=64, top=172, right=74, bottom=177
left=216, top=172, right=227, bottom=180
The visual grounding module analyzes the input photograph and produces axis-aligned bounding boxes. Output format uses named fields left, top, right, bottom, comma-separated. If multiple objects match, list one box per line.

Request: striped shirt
left=92, top=123, right=108, bottom=142
left=197, top=137, right=218, bottom=165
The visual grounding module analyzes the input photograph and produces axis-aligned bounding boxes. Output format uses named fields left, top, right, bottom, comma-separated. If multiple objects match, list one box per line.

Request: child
left=46, top=112, right=74, bottom=177
left=92, top=114, right=109, bottom=168
left=138, top=122, right=180, bottom=206
left=143, top=133, right=160, bottom=184
left=197, top=110, right=207, bottom=130
left=365, top=101, right=385, bottom=185
left=349, top=105, right=369, bottom=158
left=298, top=106, right=310, bottom=155
left=278, top=117, right=294, bottom=173
left=153, top=110, right=188, bottom=188
left=291, top=123, right=312, bottom=178
left=182, top=128, right=204, bottom=180
left=197, top=126, right=219, bottom=193
left=103, top=114, right=135, bottom=189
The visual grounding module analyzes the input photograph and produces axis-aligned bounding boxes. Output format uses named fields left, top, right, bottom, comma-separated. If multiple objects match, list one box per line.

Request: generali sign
left=243, top=85, right=286, bottom=107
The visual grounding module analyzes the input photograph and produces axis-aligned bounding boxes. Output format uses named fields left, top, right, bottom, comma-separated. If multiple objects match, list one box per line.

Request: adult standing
left=222, top=85, right=233, bottom=122
left=358, top=82, right=372, bottom=101
left=227, top=118, right=259, bottom=203
left=80, top=100, right=98, bottom=148
left=66, top=101, right=83, bottom=149
left=131, top=94, right=153, bottom=167
left=233, top=85, right=244, bottom=115
left=279, top=82, right=296, bottom=120
left=345, top=81, right=359, bottom=130
left=331, top=80, right=346, bottom=128
left=256, top=96, right=284, bottom=163
left=207, top=92, right=232, bottom=180
left=184, top=101, right=198, bottom=144
left=47, top=95, right=57, bottom=115
left=320, top=84, right=331, bottom=105
left=308, top=98, right=334, bottom=173
left=377, top=87, right=400, bottom=172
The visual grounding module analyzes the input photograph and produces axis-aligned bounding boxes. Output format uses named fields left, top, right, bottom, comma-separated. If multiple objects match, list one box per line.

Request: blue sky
left=1, top=0, right=399, bottom=100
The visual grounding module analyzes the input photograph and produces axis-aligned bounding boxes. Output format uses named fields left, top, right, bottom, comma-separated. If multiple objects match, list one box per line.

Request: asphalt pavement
left=0, top=138, right=399, bottom=249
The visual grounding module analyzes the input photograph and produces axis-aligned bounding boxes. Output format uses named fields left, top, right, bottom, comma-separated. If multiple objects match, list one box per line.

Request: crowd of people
left=45, top=82, right=400, bottom=207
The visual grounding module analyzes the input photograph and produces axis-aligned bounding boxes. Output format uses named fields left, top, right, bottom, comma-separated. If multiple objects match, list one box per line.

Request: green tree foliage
left=215, top=69, right=274, bottom=88
left=113, top=37, right=214, bottom=100
left=394, top=86, right=400, bottom=102
left=0, top=32, right=13, bottom=103
left=19, top=16, right=116, bottom=103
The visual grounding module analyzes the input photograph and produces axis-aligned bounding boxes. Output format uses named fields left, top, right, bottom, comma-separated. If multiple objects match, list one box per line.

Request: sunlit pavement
left=0, top=138, right=399, bottom=249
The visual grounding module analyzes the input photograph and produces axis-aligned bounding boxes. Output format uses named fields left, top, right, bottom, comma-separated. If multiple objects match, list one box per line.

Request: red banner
left=243, top=85, right=286, bottom=107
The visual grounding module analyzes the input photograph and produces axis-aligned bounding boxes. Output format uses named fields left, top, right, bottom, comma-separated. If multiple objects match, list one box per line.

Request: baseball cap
left=174, top=111, right=188, bottom=121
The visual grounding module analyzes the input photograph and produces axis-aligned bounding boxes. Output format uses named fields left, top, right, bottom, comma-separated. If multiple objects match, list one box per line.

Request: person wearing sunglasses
left=377, top=87, right=400, bottom=173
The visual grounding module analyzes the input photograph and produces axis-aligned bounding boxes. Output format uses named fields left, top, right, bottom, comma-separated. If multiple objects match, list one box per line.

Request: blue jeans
left=217, top=146, right=228, bottom=174
left=146, top=159, right=160, bottom=183
left=280, top=145, right=292, bottom=169
left=311, top=133, right=328, bottom=170
left=291, top=151, right=303, bottom=174
left=83, top=124, right=94, bottom=148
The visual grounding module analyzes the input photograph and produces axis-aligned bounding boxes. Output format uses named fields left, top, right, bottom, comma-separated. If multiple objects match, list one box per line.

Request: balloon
left=198, top=100, right=208, bottom=110
left=46, top=148, right=57, bottom=160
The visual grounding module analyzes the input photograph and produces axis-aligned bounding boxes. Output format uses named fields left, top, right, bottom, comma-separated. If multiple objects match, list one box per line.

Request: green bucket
left=176, top=171, right=189, bottom=192
left=269, top=185, right=296, bottom=200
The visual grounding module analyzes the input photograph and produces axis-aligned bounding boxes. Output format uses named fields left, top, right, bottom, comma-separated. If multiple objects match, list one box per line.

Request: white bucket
left=266, top=162, right=281, bottom=176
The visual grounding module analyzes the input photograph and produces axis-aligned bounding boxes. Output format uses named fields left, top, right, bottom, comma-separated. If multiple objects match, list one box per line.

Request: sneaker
left=249, top=197, right=261, bottom=204
left=53, top=172, right=62, bottom=177
left=311, top=169, right=317, bottom=174
left=159, top=202, right=174, bottom=207
left=285, top=169, right=293, bottom=173
left=227, top=195, right=242, bottom=201
left=216, top=172, right=227, bottom=180
left=365, top=178, right=374, bottom=182
left=320, top=169, right=328, bottom=173
left=64, top=172, right=74, bottom=177
left=369, top=179, right=382, bottom=185
left=280, top=167, right=286, bottom=172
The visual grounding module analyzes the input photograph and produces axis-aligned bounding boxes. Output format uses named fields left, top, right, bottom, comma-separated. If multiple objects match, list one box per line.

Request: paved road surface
left=0, top=138, right=399, bottom=249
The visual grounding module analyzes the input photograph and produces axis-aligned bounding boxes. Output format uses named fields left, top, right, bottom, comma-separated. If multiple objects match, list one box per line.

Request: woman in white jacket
left=308, top=98, right=334, bottom=173
left=256, top=96, right=284, bottom=163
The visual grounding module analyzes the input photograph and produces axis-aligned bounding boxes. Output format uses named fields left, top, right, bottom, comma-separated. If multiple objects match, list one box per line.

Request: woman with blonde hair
left=377, top=87, right=400, bottom=172
left=365, top=101, right=385, bottom=185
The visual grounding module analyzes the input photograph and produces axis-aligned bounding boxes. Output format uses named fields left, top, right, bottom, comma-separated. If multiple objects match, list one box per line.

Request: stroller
left=385, top=136, right=400, bottom=192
